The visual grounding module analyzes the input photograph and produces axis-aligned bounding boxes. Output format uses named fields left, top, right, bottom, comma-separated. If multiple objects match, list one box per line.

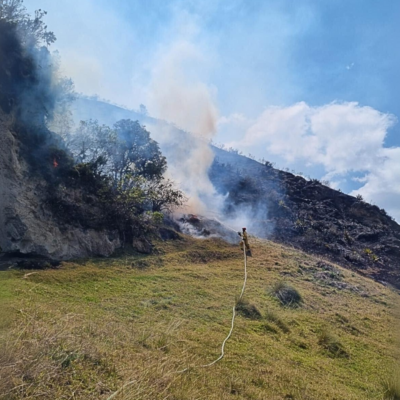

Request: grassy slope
left=0, top=236, right=399, bottom=400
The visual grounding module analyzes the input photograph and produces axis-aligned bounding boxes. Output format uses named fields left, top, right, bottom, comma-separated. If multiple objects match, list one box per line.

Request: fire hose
left=176, top=226, right=248, bottom=372
left=106, top=224, right=248, bottom=399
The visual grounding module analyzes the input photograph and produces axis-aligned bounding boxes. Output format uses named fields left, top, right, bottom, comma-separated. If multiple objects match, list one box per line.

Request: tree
left=144, top=179, right=185, bottom=213
left=66, top=118, right=183, bottom=217
left=0, top=0, right=56, bottom=46
left=139, top=104, right=148, bottom=116
left=67, top=120, right=117, bottom=171
left=68, top=119, right=167, bottom=184
left=113, top=119, right=166, bottom=182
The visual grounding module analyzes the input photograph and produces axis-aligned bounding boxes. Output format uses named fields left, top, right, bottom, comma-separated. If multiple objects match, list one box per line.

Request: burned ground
left=209, top=147, right=400, bottom=289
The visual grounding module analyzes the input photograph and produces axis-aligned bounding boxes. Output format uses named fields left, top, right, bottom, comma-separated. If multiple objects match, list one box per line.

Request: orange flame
left=53, top=158, right=59, bottom=168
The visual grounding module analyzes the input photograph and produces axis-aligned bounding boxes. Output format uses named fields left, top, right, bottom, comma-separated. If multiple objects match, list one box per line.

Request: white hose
left=177, top=241, right=248, bottom=372
left=107, top=236, right=249, bottom=399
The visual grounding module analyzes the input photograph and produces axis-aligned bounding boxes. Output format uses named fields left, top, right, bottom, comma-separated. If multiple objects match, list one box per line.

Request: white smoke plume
left=147, top=40, right=222, bottom=214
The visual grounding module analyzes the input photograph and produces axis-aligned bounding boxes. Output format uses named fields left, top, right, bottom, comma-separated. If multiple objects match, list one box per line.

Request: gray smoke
left=146, top=40, right=223, bottom=215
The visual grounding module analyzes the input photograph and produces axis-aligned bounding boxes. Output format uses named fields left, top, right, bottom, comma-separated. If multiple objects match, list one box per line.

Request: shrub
left=236, top=298, right=262, bottom=320
left=364, top=248, right=379, bottom=262
left=318, top=329, right=349, bottom=358
left=271, top=282, right=303, bottom=307
left=265, top=161, right=275, bottom=168
left=321, top=179, right=331, bottom=187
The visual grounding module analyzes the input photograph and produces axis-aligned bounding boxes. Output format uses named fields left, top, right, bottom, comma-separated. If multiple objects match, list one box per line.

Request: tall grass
left=270, top=281, right=303, bottom=307
left=383, top=375, right=400, bottom=400
left=318, top=329, right=349, bottom=358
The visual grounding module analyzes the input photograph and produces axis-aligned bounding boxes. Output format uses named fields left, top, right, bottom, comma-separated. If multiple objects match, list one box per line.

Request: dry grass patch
left=0, top=311, right=119, bottom=399
left=265, top=310, right=290, bottom=333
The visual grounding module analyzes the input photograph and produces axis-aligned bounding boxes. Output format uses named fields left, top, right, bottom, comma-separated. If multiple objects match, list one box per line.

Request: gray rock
left=0, top=115, right=121, bottom=260
left=132, top=238, right=153, bottom=254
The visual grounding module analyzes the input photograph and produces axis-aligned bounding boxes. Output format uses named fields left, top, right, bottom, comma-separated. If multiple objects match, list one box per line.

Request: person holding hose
left=238, top=227, right=252, bottom=257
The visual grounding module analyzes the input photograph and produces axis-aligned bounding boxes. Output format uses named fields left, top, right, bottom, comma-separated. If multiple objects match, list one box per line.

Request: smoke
left=0, top=11, right=77, bottom=184
left=146, top=40, right=222, bottom=214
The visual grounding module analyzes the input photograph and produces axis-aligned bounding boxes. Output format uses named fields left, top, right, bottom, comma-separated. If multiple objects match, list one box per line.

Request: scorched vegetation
left=0, top=0, right=184, bottom=248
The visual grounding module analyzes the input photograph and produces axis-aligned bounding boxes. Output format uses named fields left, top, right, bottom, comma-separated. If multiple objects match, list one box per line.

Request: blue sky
left=27, top=0, right=400, bottom=220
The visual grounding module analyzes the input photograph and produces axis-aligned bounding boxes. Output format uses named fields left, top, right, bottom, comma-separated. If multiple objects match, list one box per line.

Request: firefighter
left=238, top=227, right=252, bottom=257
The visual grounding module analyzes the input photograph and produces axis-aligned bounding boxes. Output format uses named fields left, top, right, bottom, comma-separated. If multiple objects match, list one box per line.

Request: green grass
left=318, top=328, right=349, bottom=358
left=236, top=298, right=262, bottom=319
left=265, top=310, right=290, bottom=333
left=0, top=236, right=399, bottom=399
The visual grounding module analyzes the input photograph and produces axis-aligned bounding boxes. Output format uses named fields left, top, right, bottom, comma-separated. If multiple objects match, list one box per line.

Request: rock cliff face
left=0, top=113, right=121, bottom=260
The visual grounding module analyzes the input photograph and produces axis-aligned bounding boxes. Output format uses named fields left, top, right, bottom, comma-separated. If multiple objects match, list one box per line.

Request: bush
left=318, top=329, right=349, bottom=358
left=271, top=282, right=303, bottom=307
left=236, top=298, right=262, bottom=320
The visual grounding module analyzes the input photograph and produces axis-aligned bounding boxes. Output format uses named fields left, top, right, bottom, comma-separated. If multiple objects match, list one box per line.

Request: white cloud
left=232, top=101, right=399, bottom=220
left=350, top=147, right=400, bottom=220
left=237, top=101, right=395, bottom=171
left=217, top=113, right=253, bottom=144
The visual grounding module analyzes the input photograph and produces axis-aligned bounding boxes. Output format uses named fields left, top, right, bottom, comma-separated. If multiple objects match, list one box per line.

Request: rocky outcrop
left=0, top=114, right=121, bottom=260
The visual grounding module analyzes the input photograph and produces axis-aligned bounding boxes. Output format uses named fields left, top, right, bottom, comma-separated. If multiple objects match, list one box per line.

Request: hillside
left=210, top=148, right=400, bottom=289
left=1, top=236, right=398, bottom=399
left=1, top=6, right=399, bottom=400
left=0, top=111, right=122, bottom=261
left=71, top=98, right=400, bottom=289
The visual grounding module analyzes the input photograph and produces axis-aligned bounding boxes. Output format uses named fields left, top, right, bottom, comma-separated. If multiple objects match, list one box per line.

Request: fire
left=53, top=158, right=58, bottom=168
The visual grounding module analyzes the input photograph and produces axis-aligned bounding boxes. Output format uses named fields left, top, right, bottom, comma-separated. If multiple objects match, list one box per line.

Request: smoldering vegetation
left=208, top=150, right=283, bottom=238
left=208, top=146, right=400, bottom=289
left=0, top=2, right=184, bottom=256
left=0, top=3, right=73, bottom=180
left=49, top=119, right=184, bottom=241
left=65, top=92, right=400, bottom=290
